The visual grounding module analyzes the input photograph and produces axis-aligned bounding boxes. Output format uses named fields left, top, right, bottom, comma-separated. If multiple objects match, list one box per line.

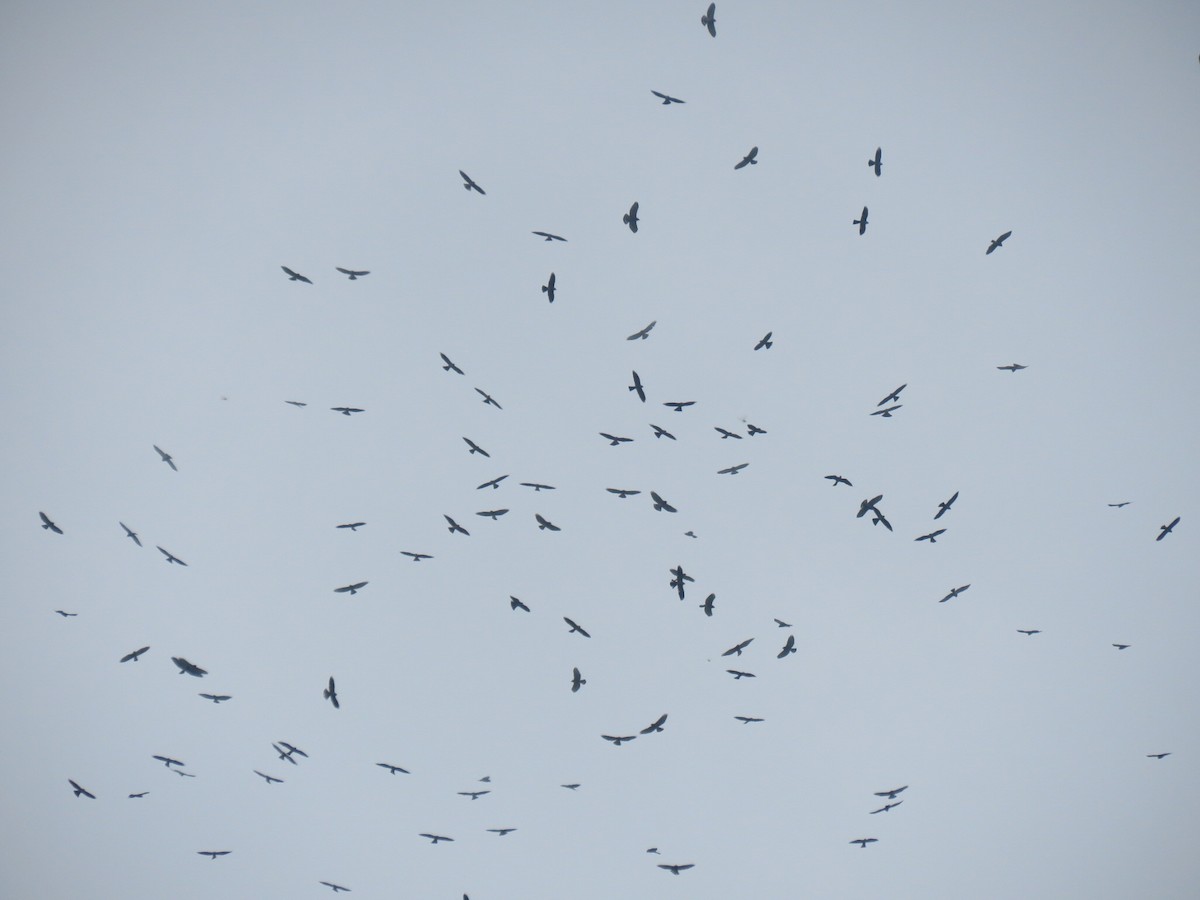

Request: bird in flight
left=718, top=463, right=749, bottom=475
left=474, top=388, right=501, bottom=409
left=651, top=90, right=684, bottom=105
left=571, top=667, right=586, bottom=692
left=629, top=371, right=646, bottom=402
left=476, top=509, right=508, bottom=520
left=444, top=515, right=470, bottom=536
left=627, top=321, right=656, bottom=340
left=440, top=352, right=464, bottom=374
left=488, top=828, right=517, bottom=836
left=734, top=146, right=758, bottom=169
left=914, top=529, right=946, bottom=543
left=600, top=432, right=633, bottom=446
left=336, top=267, right=369, bottom=280
left=331, top=406, right=365, bottom=415
left=986, top=230, right=1012, bottom=254
left=871, top=404, right=901, bottom=418
left=377, top=763, right=410, bottom=775
left=778, top=635, right=797, bottom=658
left=1107, top=502, right=1130, bottom=508
left=651, top=491, right=677, bottom=513
left=120, top=646, right=150, bottom=662
left=535, top=513, right=561, bottom=531
left=272, top=744, right=300, bottom=765
left=663, top=400, right=695, bottom=412
left=563, top=617, right=590, bottom=638
left=477, top=474, right=508, bottom=490
left=871, top=801, right=903, bottom=814
left=872, top=513, right=893, bottom=531
left=607, top=488, right=641, bottom=498
left=199, top=693, right=232, bottom=703
left=154, top=755, right=185, bottom=768
left=198, top=851, right=231, bottom=860
left=640, top=714, right=668, bottom=734
left=171, top=657, right=207, bottom=677
left=1157, top=517, right=1180, bottom=541
left=334, top=581, right=369, bottom=595
left=458, top=790, right=491, bottom=800
left=337, top=522, right=366, bottom=531
left=602, top=734, right=637, bottom=746
left=69, top=779, right=96, bottom=799
left=253, top=770, right=283, bottom=784
left=324, top=676, right=340, bottom=709
left=878, top=383, right=905, bottom=406
left=1016, top=629, right=1041, bottom=636
left=722, top=639, right=754, bottom=657
left=458, top=170, right=485, bottom=194
left=419, top=834, right=454, bottom=844
left=153, top=445, right=177, bottom=471
left=996, top=363, right=1027, bottom=372
left=319, top=883, right=351, bottom=893
left=1113, top=643, right=1131, bottom=650
left=54, top=610, right=77, bottom=617
left=173, top=770, right=196, bottom=778
left=401, top=551, right=433, bottom=561
left=561, top=784, right=580, bottom=790
left=875, top=785, right=908, bottom=799
left=119, top=522, right=142, bottom=546
left=520, top=482, right=555, bottom=491
left=857, top=495, right=884, bottom=519
left=754, top=332, right=773, bottom=350
left=669, top=565, right=694, bottom=599
left=650, top=424, right=676, bottom=440
left=623, top=201, right=639, bottom=233
left=1147, top=753, right=1171, bottom=759
left=285, top=400, right=307, bottom=407
left=532, top=231, right=566, bottom=242
left=854, top=206, right=869, bottom=235
left=39, top=511, right=64, bottom=534
left=868, top=147, right=882, bottom=176
left=701, top=2, right=716, bottom=36
left=735, top=716, right=765, bottom=724
left=850, top=839, right=878, bottom=848
left=700, top=593, right=716, bottom=617
left=659, top=864, right=695, bottom=875
left=934, top=491, right=959, bottom=519
left=714, top=426, right=743, bottom=439
left=462, top=437, right=490, bottom=457
left=825, top=475, right=852, bottom=487
left=128, top=792, right=149, bottom=798
left=938, top=584, right=970, bottom=603
left=281, top=266, right=311, bottom=283
left=726, top=669, right=755, bottom=679
left=509, top=596, right=530, bottom=612
left=774, top=618, right=792, bottom=628
left=542, top=272, right=556, bottom=302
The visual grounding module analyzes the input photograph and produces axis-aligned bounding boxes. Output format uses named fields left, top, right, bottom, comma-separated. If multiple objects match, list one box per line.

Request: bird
left=825, top=475, right=852, bottom=487
left=319, top=883, right=351, bottom=893
left=377, top=763, right=410, bottom=775
left=871, top=801, right=903, bottom=814
left=669, top=565, right=693, bottom=599
left=440, top=352, right=464, bottom=374
left=754, top=331, right=773, bottom=350
left=509, top=596, right=530, bottom=612
left=774, top=618, right=792, bottom=628
left=171, top=657, right=207, bottom=677
left=938, top=584, right=970, bottom=603
left=746, top=423, right=767, bottom=436
left=651, top=491, right=677, bottom=513
left=601, top=734, right=636, bottom=746
left=640, top=714, right=668, bottom=734
left=701, top=2, right=716, bottom=36
left=915, top=529, right=946, bottom=543
left=324, top=676, right=340, bottom=709
left=419, top=834, right=454, bottom=844
left=458, top=790, right=491, bottom=800
left=39, top=511, right=63, bottom=534
left=199, top=693, right=232, bottom=703
left=119, top=522, right=142, bottom=546
left=532, top=231, right=567, bottom=242
left=868, top=147, right=882, bottom=176
left=718, top=463, right=749, bottom=475
left=1147, top=753, right=1171, bottom=759
left=727, top=669, right=756, bottom=679
left=607, top=488, right=641, bottom=498
left=128, top=792, right=149, bottom=798
left=337, top=522, right=366, bottom=531
left=1113, top=644, right=1131, bottom=650
left=563, top=617, right=590, bottom=638
left=400, top=551, right=433, bottom=561
left=331, top=406, right=365, bottom=415
left=871, top=404, right=901, bottom=417
left=722, top=639, right=754, bottom=657
left=986, top=230, right=1012, bottom=254
left=650, top=424, right=676, bottom=440
left=874, top=785, right=908, bottom=799
left=561, top=784, right=581, bottom=790
left=476, top=509, right=508, bottom=520
left=153, top=445, right=177, bottom=470
left=996, top=363, right=1027, bottom=372
left=600, top=432, right=633, bottom=446
left=520, top=482, right=555, bottom=491
left=273, top=744, right=299, bottom=765
left=714, top=426, right=742, bottom=439
left=659, top=864, right=695, bottom=875
left=857, top=495, right=884, bottom=518
left=474, top=388, right=501, bottom=409
left=153, top=755, right=185, bottom=768
left=198, top=851, right=231, bottom=860
left=850, top=839, right=878, bottom=848
left=462, top=437, right=490, bottom=457
left=1017, top=630, right=1041, bottom=636
left=734, top=146, right=758, bottom=169
left=1108, top=502, right=1131, bottom=508
left=854, top=206, right=869, bottom=235
left=646, top=848, right=660, bottom=854
left=334, top=581, right=369, bottom=596
left=444, top=515, right=470, bottom=536
left=173, top=769, right=196, bottom=778
left=458, top=170, right=485, bottom=194
left=477, top=474, right=508, bottom=490
left=663, top=400, right=695, bottom=412
left=651, top=90, right=684, bottom=105
left=735, top=716, right=764, bottom=724
left=535, top=513, right=561, bottom=531
left=285, top=400, right=307, bottom=406
left=627, top=321, right=656, bottom=340
left=872, top=513, right=894, bottom=532
left=488, top=828, right=517, bottom=836
left=571, top=668, right=586, bottom=692
left=1157, top=517, right=1180, bottom=541
left=623, top=201, right=639, bottom=233
left=541, top=272, right=557, bottom=302
left=281, top=266, right=311, bottom=283
left=934, top=491, right=959, bottom=519
left=277, top=741, right=307, bottom=760
left=120, top=646, right=150, bottom=663
left=253, top=770, right=283, bottom=784
left=700, top=593, right=715, bottom=616
left=778, top=635, right=797, bottom=658
left=336, top=267, right=369, bottom=279
left=54, top=610, right=77, bottom=617
left=629, top=371, right=646, bottom=402
left=68, top=779, right=96, bottom=799
left=878, top=384, right=905, bottom=406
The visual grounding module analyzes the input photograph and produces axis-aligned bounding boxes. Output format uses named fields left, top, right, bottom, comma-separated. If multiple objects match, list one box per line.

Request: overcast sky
left=3, top=2, right=1199, bottom=898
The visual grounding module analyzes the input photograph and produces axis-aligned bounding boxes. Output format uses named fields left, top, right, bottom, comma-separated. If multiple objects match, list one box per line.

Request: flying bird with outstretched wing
left=627, top=321, right=656, bottom=340
left=324, top=676, right=340, bottom=709
left=734, top=146, right=758, bottom=169
left=459, top=170, right=485, bottom=194
left=336, top=267, right=369, bottom=279
left=701, top=2, right=716, bottom=36
left=39, top=511, right=63, bottom=534
left=281, top=266, right=312, bottom=283
left=986, top=230, right=1012, bottom=254
left=651, top=90, right=685, bottom=105
left=623, top=202, right=639, bottom=233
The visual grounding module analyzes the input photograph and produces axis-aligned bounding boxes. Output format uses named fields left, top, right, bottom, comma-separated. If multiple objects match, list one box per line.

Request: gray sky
left=3, top=1, right=1199, bottom=897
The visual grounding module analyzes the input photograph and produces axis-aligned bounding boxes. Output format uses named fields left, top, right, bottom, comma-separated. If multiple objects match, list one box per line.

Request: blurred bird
left=563, top=617, right=590, bottom=638
left=754, top=331, right=773, bottom=350
left=331, top=407, right=365, bottom=415
left=825, top=475, right=852, bottom=487
left=854, top=206, right=869, bottom=235
left=735, top=716, right=764, bottom=724
left=651, top=90, right=685, bottom=105
left=336, top=267, right=369, bottom=279
left=419, top=834, right=454, bottom=843
left=119, top=522, right=142, bottom=546
left=319, top=883, right=351, bottom=893
left=722, top=639, right=753, bottom=657
left=701, top=2, right=716, bottom=36
left=474, top=388, right=501, bottom=409
left=39, top=512, right=63, bottom=534
left=850, top=839, right=878, bottom=848
left=877, top=384, right=905, bottom=405
left=171, top=657, right=206, bottom=677
left=778, top=635, right=797, bottom=658
left=509, top=596, right=530, bottom=612
left=1112, top=644, right=1130, bottom=650
left=1107, top=502, right=1130, bottom=508
left=199, top=693, right=232, bottom=703
left=659, top=864, right=695, bottom=875
left=623, top=202, right=639, bottom=233
left=868, top=147, right=882, bottom=176
left=986, top=230, right=1012, bottom=254
left=458, top=791, right=490, bottom=800
left=571, top=667, right=586, bottom=692
left=458, top=170, right=485, bottom=194
left=874, top=786, right=908, bottom=799
left=871, top=801, right=903, bottom=814
left=650, top=424, right=676, bottom=440
left=477, top=474, right=508, bottom=490
left=774, top=619, right=792, bottom=628
left=1147, top=753, right=1171, bottom=759
left=253, top=770, right=283, bottom=784
left=640, top=714, right=668, bottom=734
left=915, top=529, right=946, bottom=543
left=934, top=491, right=959, bottom=519
left=462, top=437, right=490, bottom=457
left=607, top=488, right=641, bottom=498
left=996, top=363, right=1027, bottom=372
left=1017, top=630, right=1041, bottom=636
left=520, top=482, right=555, bottom=491
left=324, top=676, right=340, bottom=709
left=337, top=522, right=366, bottom=531
left=281, top=266, right=311, bottom=283
left=1157, top=517, right=1180, bottom=541
left=602, top=734, right=636, bottom=746
left=714, top=426, right=742, bottom=439
left=488, top=828, right=517, bottom=836
left=55, top=610, right=77, bottom=617
left=535, top=513, right=561, bottom=531
left=629, top=371, right=646, bottom=402
left=857, top=495, right=883, bottom=518
left=600, top=432, right=633, bottom=445
left=334, top=581, right=369, bottom=595
left=153, top=445, right=177, bottom=471
left=401, top=551, right=433, bottom=561
left=120, top=646, right=150, bottom=663
left=700, top=593, right=716, bottom=616
left=532, top=231, right=567, bottom=242
left=871, top=405, right=901, bottom=417
left=726, top=670, right=755, bottom=679
left=69, top=779, right=95, bottom=799
left=377, top=763, right=410, bottom=775
left=476, top=509, right=508, bottom=520
left=198, top=851, right=231, bottom=860
left=153, top=756, right=185, bottom=768
left=663, top=400, right=695, bottom=412
left=440, top=352, right=464, bottom=374
left=627, top=320, right=657, bottom=341
left=746, top=422, right=767, bottom=435
left=939, top=585, right=970, bottom=603
left=735, top=146, right=758, bottom=169
left=718, top=463, right=749, bottom=475
left=444, top=515, right=469, bottom=536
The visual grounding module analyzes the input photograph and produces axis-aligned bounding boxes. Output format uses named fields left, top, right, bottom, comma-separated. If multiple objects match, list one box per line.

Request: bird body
left=336, top=267, right=369, bottom=279
left=701, top=2, right=716, bottom=36
left=629, top=371, right=646, bottom=402
left=754, top=331, right=773, bottom=350
left=281, top=266, right=311, bottom=283
left=986, top=230, right=1012, bottom=254
left=627, top=321, right=656, bottom=340
left=153, top=445, right=177, bottom=471
left=542, top=272, right=556, bottom=302
left=854, top=206, right=869, bottom=234
left=324, top=676, right=340, bottom=709
left=1157, top=517, right=1180, bottom=540
left=623, top=201, right=639, bottom=233
left=651, top=90, right=684, bottom=105
left=571, top=667, right=586, bottom=692
left=869, top=147, right=882, bottom=176
left=459, top=170, right=485, bottom=194
left=440, top=352, right=464, bottom=374
left=334, top=581, right=369, bottom=594
left=735, top=146, right=758, bottom=169
left=39, top=511, right=64, bottom=534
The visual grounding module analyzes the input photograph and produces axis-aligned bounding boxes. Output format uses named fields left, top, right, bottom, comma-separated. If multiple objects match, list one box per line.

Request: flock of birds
left=40, top=5, right=1186, bottom=896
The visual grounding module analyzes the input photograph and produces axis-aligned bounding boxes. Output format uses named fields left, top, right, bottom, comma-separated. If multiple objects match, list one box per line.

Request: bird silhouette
left=531, top=231, right=566, bottom=242
left=458, top=790, right=491, bottom=800
left=659, top=864, right=695, bottom=874
left=996, top=363, right=1027, bottom=372
left=627, top=321, right=656, bottom=340
left=623, top=201, right=639, bottom=233
left=754, top=331, right=773, bottom=350
left=1112, top=644, right=1131, bottom=650
left=871, top=801, right=903, bottom=814
left=1157, top=517, right=1180, bottom=541
left=850, top=839, right=878, bottom=848
left=825, top=475, right=852, bottom=487
left=476, top=509, right=508, bottom=520
left=700, top=593, right=716, bottom=616
left=324, top=676, right=340, bottom=709
left=198, top=851, right=231, bottom=860
left=281, top=266, right=311, bottom=283
left=319, top=883, right=351, bottom=893
left=458, top=170, right=485, bottom=194
left=1016, top=630, right=1041, bottom=636
left=722, top=639, right=754, bottom=657
left=640, top=714, right=668, bottom=734
left=774, top=618, right=792, bottom=628
left=877, top=384, right=905, bottom=406
left=331, top=407, right=365, bottom=415
left=663, top=400, right=695, bottom=412
left=199, top=693, right=232, bottom=703
left=337, top=522, right=366, bottom=531
left=563, top=617, right=590, bottom=637
left=419, top=834, right=454, bottom=843
left=171, top=657, right=206, bottom=677
left=120, top=646, right=150, bottom=663
left=746, top=422, right=767, bottom=436
left=651, top=90, right=685, bottom=105
left=934, top=491, right=959, bottom=519
left=444, top=515, right=470, bottom=536
left=735, top=716, right=765, bottom=724
left=726, top=669, right=755, bottom=679
left=986, top=230, right=1012, bottom=254
left=714, top=426, right=742, bottom=439
left=650, top=424, right=676, bottom=440
left=521, top=482, right=556, bottom=491
left=477, top=474, right=508, bottom=490
left=854, top=206, right=869, bottom=235
left=542, top=272, right=556, bottom=302
left=153, top=755, right=185, bottom=768
left=651, top=492, right=678, bottom=513
left=401, top=551, right=433, bottom=561
left=474, top=388, right=501, bottom=409
left=39, top=511, right=64, bottom=534
left=600, top=432, right=633, bottom=446
left=874, top=785, right=908, bottom=799
left=602, top=734, right=637, bottom=746
left=735, top=146, right=758, bottom=169
left=334, top=581, right=369, bottom=595
left=939, top=584, right=970, bottom=603
left=377, top=763, right=410, bottom=774
left=54, top=610, right=77, bottom=617
left=915, top=529, right=946, bottom=543
left=871, top=404, right=901, bottom=418
left=1107, top=502, right=1130, bottom=508
left=571, top=667, right=586, bottom=692
left=607, top=488, right=641, bottom=498
left=253, top=770, right=283, bottom=784
left=535, top=513, right=561, bottom=531
left=701, top=2, right=716, bottom=36
left=1147, top=753, right=1171, bottom=759
left=778, top=635, right=797, bottom=658
left=868, top=147, right=882, bottom=176
left=119, top=522, right=142, bottom=546
left=336, top=267, right=369, bottom=279
left=718, top=463, right=749, bottom=475
left=69, top=779, right=96, bottom=799
left=488, top=828, right=517, bottom=836
left=462, top=437, right=490, bottom=457
left=509, top=596, right=530, bottom=612
left=440, top=352, right=464, bottom=374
